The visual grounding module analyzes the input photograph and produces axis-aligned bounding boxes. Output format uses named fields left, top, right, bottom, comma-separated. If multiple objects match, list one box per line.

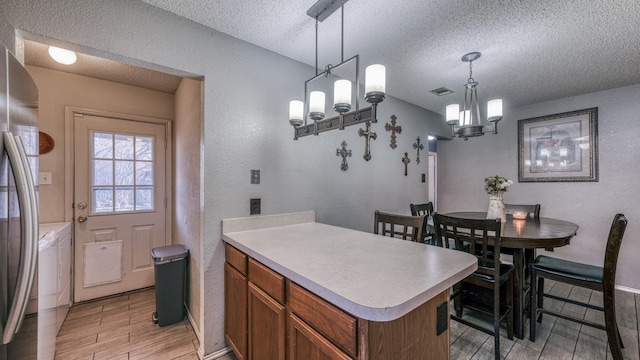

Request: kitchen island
left=222, top=211, right=477, bottom=359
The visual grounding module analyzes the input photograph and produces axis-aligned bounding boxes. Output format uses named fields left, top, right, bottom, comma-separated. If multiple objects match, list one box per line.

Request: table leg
left=512, top=249, right=525, bottom=339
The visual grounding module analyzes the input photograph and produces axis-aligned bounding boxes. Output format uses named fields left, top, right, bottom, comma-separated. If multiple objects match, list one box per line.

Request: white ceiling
left=26, top=0, right=640, bottom=115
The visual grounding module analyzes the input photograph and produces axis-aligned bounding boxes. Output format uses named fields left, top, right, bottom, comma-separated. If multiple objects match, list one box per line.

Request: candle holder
left=512, top=211, right=528, bottom=220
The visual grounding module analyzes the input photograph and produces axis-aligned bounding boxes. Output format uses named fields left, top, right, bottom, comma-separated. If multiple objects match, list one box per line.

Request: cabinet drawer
left=288, top=282, right=357, bottom=358
left=225, top=244, right=247, bottom=276
left=248, top=258, right=285, bottom=304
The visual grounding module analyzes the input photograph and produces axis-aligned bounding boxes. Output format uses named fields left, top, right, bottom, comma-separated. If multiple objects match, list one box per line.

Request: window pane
left=93, top=132, right=113, bottom=159
left=135, top=161, right=153, bottom=185
left=93, top=160, right=113, bottom=186
left=115, top=187, right=134, bottom=212
left=114, top=134, right=134, bottom=160
left=136, top=187, right=153, bottom=210
left=136, top=136, right=153, bottom=161
left=93, top=187, right=113, bottom=213
left=115, top=160, right=134, bottom=185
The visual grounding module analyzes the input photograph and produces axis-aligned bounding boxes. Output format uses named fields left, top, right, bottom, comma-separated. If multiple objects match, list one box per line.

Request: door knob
left=77, top=214, right=87, bottom=223
left=77, top=202, right=87, bottom=210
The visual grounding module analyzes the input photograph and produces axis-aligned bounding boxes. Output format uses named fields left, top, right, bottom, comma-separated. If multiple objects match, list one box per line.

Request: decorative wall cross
left=358, top=121, right=377, bottom=161
left=384, top=115, right=402, bottom=149
left=412, top=136, right=425, bottom=164
left=336, top=141, right=352, bottom=171
left=402, top=152, right=410, bottom=176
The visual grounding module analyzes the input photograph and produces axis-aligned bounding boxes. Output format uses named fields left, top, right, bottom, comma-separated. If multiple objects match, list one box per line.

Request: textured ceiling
left=139, top=0, right=640, bottom=114
left=25, top=0, right=640, bottom=114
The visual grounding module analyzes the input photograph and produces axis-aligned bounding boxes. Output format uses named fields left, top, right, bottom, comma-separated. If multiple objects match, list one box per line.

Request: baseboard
left=616, top=284, right=640, bottom=294
left=201, top=346, right=233, bottom=360
left=185, top=308, right=233, bottom=360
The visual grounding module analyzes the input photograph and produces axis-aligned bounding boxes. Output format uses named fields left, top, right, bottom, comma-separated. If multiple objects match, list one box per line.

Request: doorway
left=69, top=108, right=172, bottom=302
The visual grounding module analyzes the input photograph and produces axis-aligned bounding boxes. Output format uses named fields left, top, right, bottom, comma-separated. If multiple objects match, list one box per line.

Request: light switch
left=39, top=172, right=52, bottom=185
left=251, top=170, right=260, bottom=184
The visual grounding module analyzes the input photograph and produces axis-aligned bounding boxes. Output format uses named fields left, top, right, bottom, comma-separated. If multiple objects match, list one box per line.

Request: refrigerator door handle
left=1, top=131, right=39, bottom=345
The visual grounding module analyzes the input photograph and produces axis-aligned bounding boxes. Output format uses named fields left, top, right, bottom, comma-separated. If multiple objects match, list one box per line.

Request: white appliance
left=0, top=43, right=47, bottom=358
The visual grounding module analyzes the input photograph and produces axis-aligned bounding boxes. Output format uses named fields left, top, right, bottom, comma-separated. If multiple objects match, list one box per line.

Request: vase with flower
left=484, top=175, right=513, bottom=222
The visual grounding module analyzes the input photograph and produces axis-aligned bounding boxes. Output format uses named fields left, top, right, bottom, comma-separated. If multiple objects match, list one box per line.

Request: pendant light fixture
left=445, top=52, right=502, bottom=140
left=288, top=0, right=386, bottom=140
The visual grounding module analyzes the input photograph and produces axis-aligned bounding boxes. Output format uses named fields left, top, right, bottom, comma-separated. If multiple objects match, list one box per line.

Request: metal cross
left=336, top=141, right=352, bottom=171
left=412, top=136, right=425, bottom=164
left=358, top=121, right=377, bottom=161
left=384, top=115, right=402, bottom=149
left=402, top=152, right=410, bottom=176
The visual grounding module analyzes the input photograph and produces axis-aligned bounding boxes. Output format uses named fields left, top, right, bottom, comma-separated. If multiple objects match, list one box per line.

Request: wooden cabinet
left=224, top=243, right=450, bottom=360
left=224, top=246, right=248, bottom=360
left=289, top=313, right=351, bottom=360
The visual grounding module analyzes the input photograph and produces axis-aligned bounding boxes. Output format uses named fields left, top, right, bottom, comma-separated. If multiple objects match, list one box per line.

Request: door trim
left=64, top=106, right=173, bottom=300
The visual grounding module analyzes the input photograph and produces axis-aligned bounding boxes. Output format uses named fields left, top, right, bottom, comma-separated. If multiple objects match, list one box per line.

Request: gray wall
left=438, top=84, right=640, bottom=290
left=2, top=1, right=442, bottom=356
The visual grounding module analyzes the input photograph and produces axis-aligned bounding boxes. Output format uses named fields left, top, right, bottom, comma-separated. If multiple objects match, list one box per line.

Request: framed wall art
left=518, top=107, right=598, bottom=182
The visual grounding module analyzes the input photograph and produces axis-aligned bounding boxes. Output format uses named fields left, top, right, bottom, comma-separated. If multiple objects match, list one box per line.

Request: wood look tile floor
left=54, top=288, right=199, bottom=360
left=57, top=282, right=640, bottom=359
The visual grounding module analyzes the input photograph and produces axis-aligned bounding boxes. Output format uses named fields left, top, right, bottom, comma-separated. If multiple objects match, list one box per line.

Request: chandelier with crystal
left=445, top=52, right=503, bottom=140
left=288, top=0, right=386, bottom=140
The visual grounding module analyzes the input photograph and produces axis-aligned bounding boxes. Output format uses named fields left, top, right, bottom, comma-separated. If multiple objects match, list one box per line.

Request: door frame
left=64, top=106, right=173, bottom=301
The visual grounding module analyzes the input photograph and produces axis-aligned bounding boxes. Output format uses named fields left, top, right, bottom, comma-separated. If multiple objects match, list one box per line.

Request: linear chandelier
left=288, top=0, right=386, bottom=140
left=445, top=52, right=503, bottom=140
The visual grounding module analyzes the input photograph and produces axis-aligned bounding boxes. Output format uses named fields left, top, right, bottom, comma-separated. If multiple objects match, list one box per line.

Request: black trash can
left=151, top=244, right=189, bottom=327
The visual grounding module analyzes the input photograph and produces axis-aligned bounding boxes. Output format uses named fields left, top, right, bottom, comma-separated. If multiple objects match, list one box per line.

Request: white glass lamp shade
left=487, top=99, right=503, bottom=122
left=364, top=64, right=386, bottom=104
left=48, top=46, right=77, bottom=65
left=333, top=79, right=352, bottom=114
left=309, top=91, right=325, bottom=121
left=289, top=100, right=304, bottom=127
left=446, top=104, right=460, bottom=125
left=460, top=110, right=472, bottom=126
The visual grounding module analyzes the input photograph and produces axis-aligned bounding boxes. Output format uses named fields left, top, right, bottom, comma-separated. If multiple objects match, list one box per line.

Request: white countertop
left=222, top=212, right=477, bottom=322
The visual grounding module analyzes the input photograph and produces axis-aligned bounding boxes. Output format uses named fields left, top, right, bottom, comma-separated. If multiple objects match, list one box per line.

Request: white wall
left=2, top=1, right=442, bottom=356
left=438, top=84, right=640, bottom=290
left=174, top=78, right=204, bottom=334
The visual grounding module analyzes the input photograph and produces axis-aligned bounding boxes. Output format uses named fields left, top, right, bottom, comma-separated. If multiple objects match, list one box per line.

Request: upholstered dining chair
left=410, top=202, right=434, bottom=244
left=504, top=203, right=540, bottom=219
left=433, top=213, right=514, bottom=360
left=374, top=210, right=424, bottom=242
left=530, top=213, right=628, bottom=360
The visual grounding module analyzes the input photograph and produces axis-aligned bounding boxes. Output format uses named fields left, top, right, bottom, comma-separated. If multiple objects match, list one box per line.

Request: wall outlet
left=39, top=172, right=52, bottom=185
left=250, top=198, right=261, bottom=215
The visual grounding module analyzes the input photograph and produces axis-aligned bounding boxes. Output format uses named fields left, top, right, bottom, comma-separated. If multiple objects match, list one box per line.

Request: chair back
left=374, top=210, right=424, bottom=242
left=410, top=202, right=434, bottom=217
left=433, top=213, right=502, bottom=278
left=603, top=214, right=628, bottom=293
left=504, top=203, right=540, bottom=219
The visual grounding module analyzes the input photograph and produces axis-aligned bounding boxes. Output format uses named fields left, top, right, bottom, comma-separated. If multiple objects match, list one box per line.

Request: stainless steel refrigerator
left=0, top=44, right=42, bottom=359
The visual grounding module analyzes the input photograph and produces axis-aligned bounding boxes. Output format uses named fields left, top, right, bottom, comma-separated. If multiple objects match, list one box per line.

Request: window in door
left=91, top=132, right=154, bottom=213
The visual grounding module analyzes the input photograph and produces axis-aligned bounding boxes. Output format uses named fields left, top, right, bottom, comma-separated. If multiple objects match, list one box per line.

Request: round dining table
left=443, top=211, right=579, bottom=339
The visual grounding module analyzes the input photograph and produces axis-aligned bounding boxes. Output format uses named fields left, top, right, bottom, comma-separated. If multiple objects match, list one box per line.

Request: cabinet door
left=248, top=282, right=285, bottom=360
left=288, top=313, right=352, bottom=360
left=225, top=263, right=247, bottom=360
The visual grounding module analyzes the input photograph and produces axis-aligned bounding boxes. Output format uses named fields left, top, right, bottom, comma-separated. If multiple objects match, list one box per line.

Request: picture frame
left=518, top=107, right=598, bottom=182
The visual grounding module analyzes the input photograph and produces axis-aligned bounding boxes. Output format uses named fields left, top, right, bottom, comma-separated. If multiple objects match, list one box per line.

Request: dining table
left=442, top=211, right=579, bottom=339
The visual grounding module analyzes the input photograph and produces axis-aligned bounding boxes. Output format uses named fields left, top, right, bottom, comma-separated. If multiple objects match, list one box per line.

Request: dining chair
left=433, top=213, right=514, bottom=360
left=410, top=202, right=434, bottom=244
left=374, top=210, right=424, bottom=242
left=530, top=213, right=628, bottom=360
left=504, top=203, right=540, bottom=219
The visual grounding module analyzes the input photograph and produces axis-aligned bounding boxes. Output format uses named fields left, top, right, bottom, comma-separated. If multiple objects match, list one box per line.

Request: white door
left=73, top=113, right=169, bottom=302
